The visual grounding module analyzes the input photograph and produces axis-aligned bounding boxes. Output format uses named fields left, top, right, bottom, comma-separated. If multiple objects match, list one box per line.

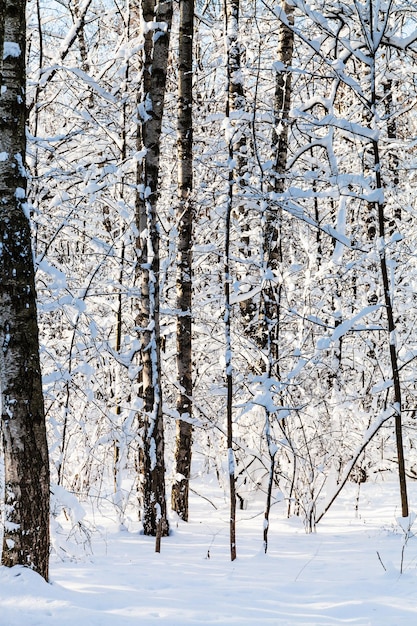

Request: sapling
left=397, top=511, right=416, bottom=575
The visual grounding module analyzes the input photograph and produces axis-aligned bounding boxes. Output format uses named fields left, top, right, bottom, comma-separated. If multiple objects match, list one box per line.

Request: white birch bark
left=171, top=0, right=194, bottom=522
left=134, top=0, right=172, bottom=538
left=0, top=0, right=50, bottom=580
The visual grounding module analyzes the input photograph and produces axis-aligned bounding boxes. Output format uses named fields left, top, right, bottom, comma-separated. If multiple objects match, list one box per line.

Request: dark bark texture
left=261, top=1, right=294, bottom=359
left=134, top=0, right=172, bottom=537
left=224, top=0, right=238, bottom=562
left=171, top=0, right=194, bottom=522
left=0, top=0, right=50, bottom=580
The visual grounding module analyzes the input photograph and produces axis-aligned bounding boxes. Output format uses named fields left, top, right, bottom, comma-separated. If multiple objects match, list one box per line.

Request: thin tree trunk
left=263, top=407, right=276, bottom=553
left=383, top=79, right=400, bottom=231
left=225, top=174, right=236, bottom=561
left=224, top=0, right=253, bottom=328
left=372, top=137, right=408, bottom=518
left=367, top=3, right=408, bottom=518
left=261, top=0, right=294, bottom=359
left=171, top=0, right=194, bottom=522
left=72, top=0, right=94, bottom=107
left=27, top=0, right=93, bottom=113
left=134, top=0, right=172, bottom=537
left=262, top=0, right=294, bottom=549
left=224, top=0, right=238, bottom=562
left=113, top=240, right=125, bottom=496
left=113, top=6, right=130, bottom=503
left=0, top=0, right=50, bottom=580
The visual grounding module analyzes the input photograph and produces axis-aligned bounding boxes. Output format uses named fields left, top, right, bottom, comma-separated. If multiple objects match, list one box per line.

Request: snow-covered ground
left=1, top=478, right=417, bottom=625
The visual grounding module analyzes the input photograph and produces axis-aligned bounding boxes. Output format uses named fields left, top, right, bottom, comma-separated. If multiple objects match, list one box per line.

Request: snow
left=15, top=187, right=25, bottom=199
left=38, top=0, right=91, bottom=85
left=331, top=305, right=381, bottom=342
left=3, top=42, right=21, bottom=59
left=2, top=481, right=417, bottom=624
left=58, top=67, right=117, bottom=104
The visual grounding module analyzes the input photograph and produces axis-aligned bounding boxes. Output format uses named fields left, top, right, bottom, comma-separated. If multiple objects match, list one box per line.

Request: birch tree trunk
left=171, top=0, right=194, bottom=522
left=0, top=0, right=50, bottom=580
left=134, top=0, right=172, bottom=538
left=224, top=0, right=239, bottom=562
left=383, top=78, right=400, bottom=232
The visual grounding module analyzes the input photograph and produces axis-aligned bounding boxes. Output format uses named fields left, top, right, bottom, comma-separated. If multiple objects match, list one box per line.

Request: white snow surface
left=2, top=479, right=417, bottom=625
left=3, top=42, right=21, bottom=59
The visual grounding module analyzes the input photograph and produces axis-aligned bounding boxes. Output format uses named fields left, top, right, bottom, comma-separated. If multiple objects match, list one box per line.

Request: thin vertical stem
left=224, top=0, right=237, bottom=562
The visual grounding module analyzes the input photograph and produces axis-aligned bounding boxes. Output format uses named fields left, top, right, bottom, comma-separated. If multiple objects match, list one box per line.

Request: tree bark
left=0, top=0, right=50, bottom=580
left=261, top=0, right=294, bottom=360
left=262, top=0, right=294, bottom=547
left=372, top=136, right=408, bottom=518
left=223, top=0, right=254, bottom=330
left=27, top=0, right=93, bottom=113
left=367, top=1, right=408, bottom=518
left=134, top=0, right=172, bottom=537
left=224, top=0, right=238, bottom=562
left=383, top=79, right=400, bottom=231
left=171, top=0, right=194, bottom=522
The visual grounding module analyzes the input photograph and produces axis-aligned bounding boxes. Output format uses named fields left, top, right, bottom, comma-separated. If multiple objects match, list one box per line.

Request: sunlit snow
left=1, top=480, right=417, bottom=625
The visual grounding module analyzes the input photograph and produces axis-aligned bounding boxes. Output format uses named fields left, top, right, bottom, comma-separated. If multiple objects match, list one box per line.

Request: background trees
left=5, top=0, right=417, bottom=569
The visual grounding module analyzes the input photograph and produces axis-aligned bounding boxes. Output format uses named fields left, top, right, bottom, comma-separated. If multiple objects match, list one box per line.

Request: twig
left=377, top=550, right=386, bottom=571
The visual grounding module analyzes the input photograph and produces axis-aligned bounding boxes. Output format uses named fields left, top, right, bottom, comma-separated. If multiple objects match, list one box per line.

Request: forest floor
left=1, top=476, right=417, bottom=625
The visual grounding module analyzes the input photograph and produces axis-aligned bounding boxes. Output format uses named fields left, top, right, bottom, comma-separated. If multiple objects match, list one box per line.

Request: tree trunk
left=383, top=79, right=400, bottom=231
left=134, top=0, right=172, bottom=537
left=223, top=0, right=253, bottom=329
left=72, top=0, right=94, bottom=108
left=366, top=1, right=408, bottom=518
left=372, top=136, right=408, bottom=519
left=171, top=0, right=194, bottom=522
left=261, top=0, right=294, bottom=360
left=224, top=0, right=239, bottom=562
left=262, top=0, right=294, bottom=547
left=0, top=0, right=50, bottom=580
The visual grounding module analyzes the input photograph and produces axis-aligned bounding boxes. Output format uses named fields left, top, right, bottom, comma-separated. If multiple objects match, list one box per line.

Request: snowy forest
left=3, top=0, right=417, bottom=618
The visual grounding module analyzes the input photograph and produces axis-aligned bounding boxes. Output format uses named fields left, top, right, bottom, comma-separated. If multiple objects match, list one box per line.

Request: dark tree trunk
left=372, top=136, right=408, bottom=519
left=262, top=0, right=294, bottom=549
left=134, top=0, right=172, bottom=538
left=0, top=0, right=50, bottom=581
left=171, top=0, right=194, bottom=521
left=224, top=0, right=239, bottom=562
left=366, top=3, right=408, bottom=518
left=261, top=0, right=294, bottom=360
left=383, top=79, right=400, bottom=231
